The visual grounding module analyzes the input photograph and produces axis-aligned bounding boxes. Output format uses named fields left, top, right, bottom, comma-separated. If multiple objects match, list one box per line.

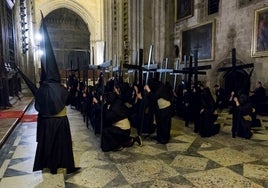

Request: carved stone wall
left=175, top=0, right=268, bottom=91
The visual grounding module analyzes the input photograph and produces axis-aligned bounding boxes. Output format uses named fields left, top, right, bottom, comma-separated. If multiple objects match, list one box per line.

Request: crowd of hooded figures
left=67, top=72, right=174, bottom=151
left=176, top=81, right=220, bottom=137
left=67, top=73, right=266, bottom=152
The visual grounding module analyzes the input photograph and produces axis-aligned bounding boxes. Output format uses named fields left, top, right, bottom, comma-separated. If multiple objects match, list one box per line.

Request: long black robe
left=182, top=89, right=192, bottom=127
left=148, top=81, right=174, bottom=144
left=192, top=86, right=201, bottom=133
left=215, top=86, right=227, bottom=109
left=235, top=94, right=253, bottom=139
left=137, top=93, right=157, bottom=134
left=33, top=82, right=75, bottom=172
left=199, top=87, right=220, bottom=137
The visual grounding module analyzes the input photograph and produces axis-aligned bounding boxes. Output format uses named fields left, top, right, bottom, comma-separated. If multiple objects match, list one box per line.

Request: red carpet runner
left=0, top=111, right=24, bottom=119
left=20, top=114, right=38, bottom=122
left=0, top=111, right=37, bottom=122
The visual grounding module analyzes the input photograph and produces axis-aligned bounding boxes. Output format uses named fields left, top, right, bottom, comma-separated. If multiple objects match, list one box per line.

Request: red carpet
left=20, top=114, right=38, bottom=122
left=0, top=111, right=24, bottom=119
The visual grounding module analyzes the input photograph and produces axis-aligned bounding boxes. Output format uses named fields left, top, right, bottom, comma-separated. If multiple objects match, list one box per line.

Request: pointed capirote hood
left=34, top=11, right=67, bottom=116
left=39, top=11, right=61, bottom=83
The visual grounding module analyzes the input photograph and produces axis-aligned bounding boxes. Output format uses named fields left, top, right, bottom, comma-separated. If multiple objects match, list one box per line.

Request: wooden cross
left=218, top=48, right=254, bottom=73
left=123, top=54, right=143, bottom=85
left=123, top=49, right=143, bottom=85
left=123, top=45, right=157, bottom=85
left=173, top=47, right=211, bottom=90
left=217, top=48, right=254, bottom=94
left=157, top=58, right=173, bottom=83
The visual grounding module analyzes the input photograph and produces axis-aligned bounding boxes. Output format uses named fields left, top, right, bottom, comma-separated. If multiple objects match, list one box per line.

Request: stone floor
left=0, top=97, right=268, bottom=187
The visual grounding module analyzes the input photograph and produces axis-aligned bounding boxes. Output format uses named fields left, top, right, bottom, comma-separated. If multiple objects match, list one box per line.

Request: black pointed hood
left=39, top=11, right=60, bottom=83
left=34, top=12, right=69, bottom=116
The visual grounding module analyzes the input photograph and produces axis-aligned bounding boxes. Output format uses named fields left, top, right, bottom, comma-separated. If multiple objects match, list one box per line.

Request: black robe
left=148, top=81, right=174, bottom=144
left=191, top=86, right=201, bottom=133
left=137, top=93, right=157, bottom=134
left=250, top=86, right=266, bottom=113
left=101, top=92, right=133, bottom=152
left=215, top=87, right=227, bottom=109
left=199, top=87, right=220, bottom=137
left=33, top=82, right=75, bottom=172
left=182, top=89, right=192, bottom=127
left=235, top=95, right=253, bottom=139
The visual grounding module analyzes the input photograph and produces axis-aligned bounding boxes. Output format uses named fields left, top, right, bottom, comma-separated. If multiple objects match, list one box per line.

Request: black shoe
left=135, top=136, right=142, bottom=146
left=67, top=167, right=81, bottom=174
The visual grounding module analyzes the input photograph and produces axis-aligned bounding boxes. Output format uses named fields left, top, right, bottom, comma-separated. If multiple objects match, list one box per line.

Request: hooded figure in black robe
left=192, top=85, right=201, bottom=133
left=199, top=87, right=220, bottom=137
left=144, top=80, right=174, bottom=144
left=232, top=94, right=253, bottom=139
left=17, top=12, right=79, bottom=174
left=214, top=84, right=227, bottom=110
left=101, top=89, right=142, bottom=152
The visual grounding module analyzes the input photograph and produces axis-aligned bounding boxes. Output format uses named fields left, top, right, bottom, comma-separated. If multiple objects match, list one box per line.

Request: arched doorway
left=44, top=8, right=90, bottom=84
left=223, top=69, right=250, bottom=96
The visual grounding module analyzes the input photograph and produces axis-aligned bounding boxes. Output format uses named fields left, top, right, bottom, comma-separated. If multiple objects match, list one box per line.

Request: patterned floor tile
left=12, top=144, right=36, bottom=159
left=183, top=167, right=263, bottom=188
left=198, top=148, right=256, bottom=166
left=8, top=158, right=34, bottom=174
left=243, top=163, right=268, bottom=181
left=166, top=142, right=192, bottom=152
left=116, top=159, right=180, bottom=184
left=0, top=173, right=65, bottom=188
left=1, top=101, right=268, bottom=187
left=232, top=144, right=268, bottom=160
left=170, top=154, right=208, bottom=171
left=129, top=145, right=166, bottom=156
left=66, top=166, right=119, bottom=187
left=79, top=150, right=109, bottom=168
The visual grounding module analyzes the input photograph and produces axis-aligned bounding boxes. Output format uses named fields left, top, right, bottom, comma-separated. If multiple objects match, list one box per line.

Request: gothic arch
left=36, top=0, right=97, bottom=42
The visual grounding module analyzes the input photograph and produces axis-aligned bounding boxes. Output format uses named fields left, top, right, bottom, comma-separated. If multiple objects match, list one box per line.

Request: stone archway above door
left=41, top=8, right=91, bottom=84
left=216, top=58, right=253, bottom=97
left=223, top=69, right=250, bottom=96
left=36, top=0, right=98, bottom=41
